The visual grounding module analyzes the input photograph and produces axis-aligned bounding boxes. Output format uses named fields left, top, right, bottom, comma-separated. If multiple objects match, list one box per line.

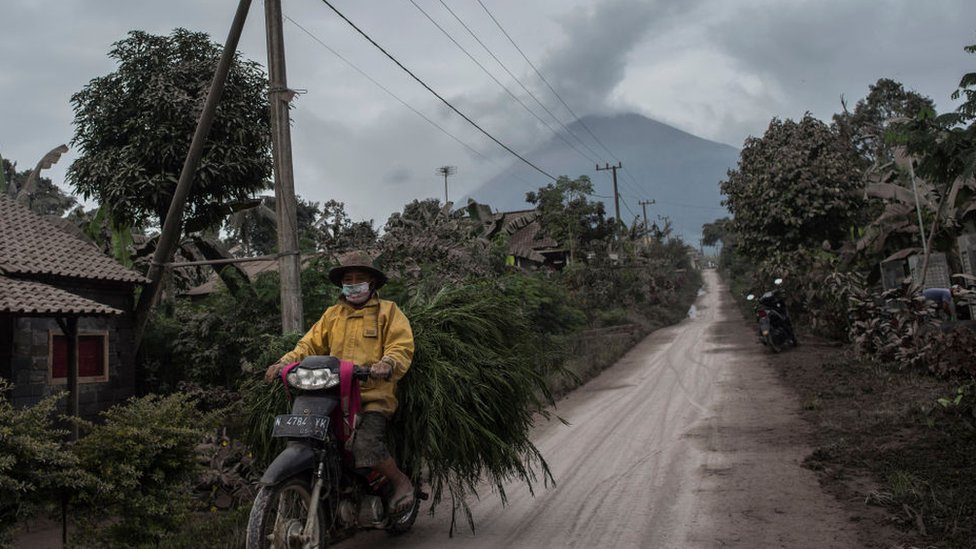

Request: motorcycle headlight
left=287, top=367, right=340, bottom=391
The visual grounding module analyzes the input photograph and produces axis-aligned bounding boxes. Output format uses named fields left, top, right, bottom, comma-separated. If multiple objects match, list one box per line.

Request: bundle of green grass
left=241, top=278, right=578, bottom=532
left=394, top=280, right=571, bottom=532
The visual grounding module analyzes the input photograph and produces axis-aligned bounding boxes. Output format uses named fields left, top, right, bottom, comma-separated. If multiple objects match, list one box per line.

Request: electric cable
left=475, top=0, right=660, bottom=204
left=408, top=0, right=599, bottom=167
left=435, top=0, right=604, bottom=164
left=317, top=0, right=557, bottom=182
left=476, top=0, right=622, bottom=163
left=284, top=13, right=545, bottom=196
left=283, top=15, right=488, bottom=162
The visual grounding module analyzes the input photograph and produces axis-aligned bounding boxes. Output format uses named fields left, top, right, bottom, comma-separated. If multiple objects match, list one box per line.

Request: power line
left=408, top=0, right=598, bottom=166
left=283, top=12, right=545, bottom=196
left=475, top=0, right=621, bottom=164
left=474, top=0, right=657, bottom=203
left=435, top=0, right=604, bottom=164
left=283, top=15, right=488, bottom=162
left=317, top=0, right=557, bottom=182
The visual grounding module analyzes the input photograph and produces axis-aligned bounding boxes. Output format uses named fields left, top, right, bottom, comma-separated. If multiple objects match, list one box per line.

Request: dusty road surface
left=341, top=270, right=861, bottom=549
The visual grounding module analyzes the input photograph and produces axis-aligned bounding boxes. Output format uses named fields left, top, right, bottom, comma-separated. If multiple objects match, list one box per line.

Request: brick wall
left=6, top=281, right=138, bottom=418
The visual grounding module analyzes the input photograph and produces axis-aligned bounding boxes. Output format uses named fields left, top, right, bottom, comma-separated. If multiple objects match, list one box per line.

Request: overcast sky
left=2, top=0, right=975, bottom=229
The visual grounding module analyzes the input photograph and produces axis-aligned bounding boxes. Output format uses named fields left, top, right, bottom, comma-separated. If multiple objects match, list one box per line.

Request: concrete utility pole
left=639, top=199, right=655, bottom=237
left=596, top=162, right=622, bottom=234
left=265, top=0, right=304, bottom=333
left=436, top=165, right=456, bottom=204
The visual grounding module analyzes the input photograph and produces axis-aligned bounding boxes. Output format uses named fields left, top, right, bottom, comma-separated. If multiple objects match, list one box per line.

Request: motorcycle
left=746, top=278, right=797, bottom=353
left=246, top=355, right=423, bottom=549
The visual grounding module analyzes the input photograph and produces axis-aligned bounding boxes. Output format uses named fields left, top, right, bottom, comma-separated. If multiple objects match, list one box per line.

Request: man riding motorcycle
left=264, top=250, right=416, bottom=520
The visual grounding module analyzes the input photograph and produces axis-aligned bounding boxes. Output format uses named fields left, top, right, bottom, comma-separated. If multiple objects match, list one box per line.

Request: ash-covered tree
left=67, top=29, right=272, bottom=232
left=378, top=198, right=500, bottom=285
left=833, top=78, right=935, bottom=166
left=701, top=217, right=732, bottom=248
left=224, top=197, right=377, bottom=256
left=525, top=175, right=611, bottom=262
left=2, top=155, right=77, bottom=216
left=720, top=114, right=864, bottom=262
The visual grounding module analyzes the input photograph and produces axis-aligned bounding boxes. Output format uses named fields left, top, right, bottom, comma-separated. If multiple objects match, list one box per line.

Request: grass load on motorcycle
left=244, top=251, right=564, bottom=548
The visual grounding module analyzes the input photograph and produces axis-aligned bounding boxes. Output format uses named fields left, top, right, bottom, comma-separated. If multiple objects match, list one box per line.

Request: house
left=488, top=209, right=568, bottom=270
left=0, top=194, right=146, bottom=417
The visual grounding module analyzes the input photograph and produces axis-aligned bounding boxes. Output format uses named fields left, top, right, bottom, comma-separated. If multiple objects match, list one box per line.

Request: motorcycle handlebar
left=353, top=366, right=371, bottom=382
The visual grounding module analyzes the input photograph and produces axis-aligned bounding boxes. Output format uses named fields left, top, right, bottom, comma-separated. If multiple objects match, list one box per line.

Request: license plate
left=272, top=414, right=330, bottom=440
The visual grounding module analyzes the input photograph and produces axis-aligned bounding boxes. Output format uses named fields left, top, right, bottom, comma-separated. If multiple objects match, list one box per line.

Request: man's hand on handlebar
left=369, top=357, right=394, bottom=380
left=264, top=361, right=284, bottom=384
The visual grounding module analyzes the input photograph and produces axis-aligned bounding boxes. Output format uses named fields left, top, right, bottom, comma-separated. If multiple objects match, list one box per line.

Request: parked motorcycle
left=246, top=355, right=423, bottom=549
left=746, top=278, right=797, bottom=353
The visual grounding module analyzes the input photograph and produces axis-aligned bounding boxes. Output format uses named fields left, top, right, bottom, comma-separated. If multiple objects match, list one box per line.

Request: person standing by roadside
left=922, top=285, right=961, bottom=321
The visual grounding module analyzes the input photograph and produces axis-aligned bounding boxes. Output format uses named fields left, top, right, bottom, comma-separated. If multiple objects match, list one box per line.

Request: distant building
left=0, top=195, right=146, bottom=416
left=487, top=209, right=568, bottom=270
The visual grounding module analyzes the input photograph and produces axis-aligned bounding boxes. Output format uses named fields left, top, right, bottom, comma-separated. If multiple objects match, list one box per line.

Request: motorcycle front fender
left=259, top=441, right=316, bottom=486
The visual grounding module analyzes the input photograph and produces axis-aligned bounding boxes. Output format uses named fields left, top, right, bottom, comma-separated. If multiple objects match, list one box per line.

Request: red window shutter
left=78, top=336, right=104, bottom=377
left=52, top=336, right=68, bottom=379
left=51, top=334, right=106, bottom=379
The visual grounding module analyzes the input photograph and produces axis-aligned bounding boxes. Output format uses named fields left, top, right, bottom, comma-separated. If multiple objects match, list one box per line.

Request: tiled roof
left=0, top=276, right=123, bottom=315
left=495, top=210, right=563, bottom=261
left=0, top=194, right=146, bottom=283
left=183, top=258, right=279, bottom=296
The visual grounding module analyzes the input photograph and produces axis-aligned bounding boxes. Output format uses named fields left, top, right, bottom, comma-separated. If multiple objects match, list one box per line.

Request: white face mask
left=342, top=281, right=371, bottom=304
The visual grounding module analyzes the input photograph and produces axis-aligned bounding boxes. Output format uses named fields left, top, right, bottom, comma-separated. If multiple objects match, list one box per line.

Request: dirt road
left=341, top=270, right=861, bottom=548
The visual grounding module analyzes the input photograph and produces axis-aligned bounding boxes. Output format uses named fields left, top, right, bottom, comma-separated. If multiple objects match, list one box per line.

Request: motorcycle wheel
left=767, top=331, right=783, bottom=353
left=246, top=477, right=328, bottom=549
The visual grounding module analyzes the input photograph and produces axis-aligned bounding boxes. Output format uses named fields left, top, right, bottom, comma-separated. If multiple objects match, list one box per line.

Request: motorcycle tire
left=246, top=477, right=328, bottom=549
left=767, top=332, right=783, bottom=353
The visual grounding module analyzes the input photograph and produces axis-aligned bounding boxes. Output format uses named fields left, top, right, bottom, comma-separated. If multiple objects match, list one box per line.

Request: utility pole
left=639, top=199, right=655, bottom=238
left=436, top=165, right=456, bottom=204
left=265, top=0, right=303, bottom=333
left=596, top=162, right=622, bottom=234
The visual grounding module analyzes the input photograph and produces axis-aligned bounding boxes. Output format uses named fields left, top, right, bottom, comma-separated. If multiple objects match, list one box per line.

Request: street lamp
left=436, top=165, right=456, bottom=204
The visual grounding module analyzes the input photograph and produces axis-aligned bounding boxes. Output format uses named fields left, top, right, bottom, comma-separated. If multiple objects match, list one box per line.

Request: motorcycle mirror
left=774, top=278, right=783, bottom=286
left=746, top=294, right=755, bottom=301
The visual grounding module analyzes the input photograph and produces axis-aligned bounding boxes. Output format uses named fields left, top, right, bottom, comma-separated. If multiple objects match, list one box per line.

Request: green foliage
left=223, top=196, right=375, bottom=257
left=899, top=41, right=976, bottom=183
left=1, top=155, right=77, bottom=216
left=71, top=393, right=207, bottom=548
left=701, top=217, right=731, bottom=247
left=721, top=114, right=865, bottom=262
left=393, top=280, right=566, bottom=533
left=67, top=28, right=272, bottom=231
left=237, top=332, right=301, bottom=468
left=141, top=262, right=336, bottom=391
left=749, top=246, right=856, bottom=339
left=526, top=175, right=612, bottom=262
left=936, top=381, right=976, bottom=429
left=0, top=381, right=94, bottom=546
left=556, top=235, right=699, bottom=329
left=498, top=273, right=586, bottom=337
left=833, top=77, right=935, bottom=166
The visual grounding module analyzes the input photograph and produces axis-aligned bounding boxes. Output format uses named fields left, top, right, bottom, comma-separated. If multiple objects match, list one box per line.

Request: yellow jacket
left=279, top=296, right=414, bottom=417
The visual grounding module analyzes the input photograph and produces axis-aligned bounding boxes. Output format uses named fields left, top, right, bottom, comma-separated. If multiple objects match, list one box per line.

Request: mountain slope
left=463, top=112, right=739, bottom=244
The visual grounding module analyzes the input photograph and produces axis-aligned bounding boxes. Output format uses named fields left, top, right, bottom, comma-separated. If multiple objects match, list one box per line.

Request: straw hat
left=327, top=251, right=388, bottom=289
